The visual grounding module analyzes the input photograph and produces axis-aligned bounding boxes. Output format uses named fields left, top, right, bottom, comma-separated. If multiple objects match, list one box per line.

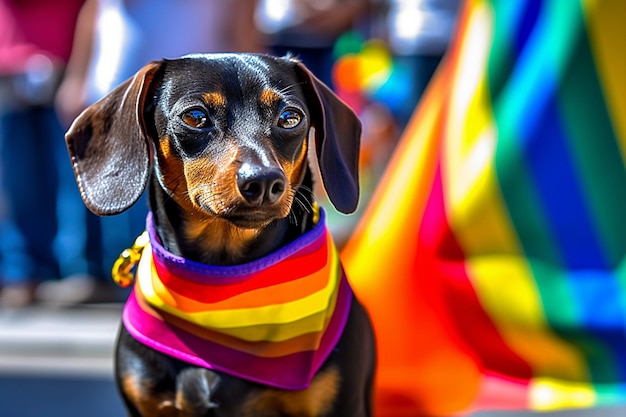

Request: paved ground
left=0, top=304, right=119, bottom=377
left=0, top=305, right=623, bottom=417
left=0, top=304, right=125, bottom=416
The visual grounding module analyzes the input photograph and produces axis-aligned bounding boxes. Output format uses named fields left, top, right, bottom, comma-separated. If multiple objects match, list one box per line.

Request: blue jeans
left=0, top=105, right=102, bottom=284
left=0, top=105, right=60, bottom=283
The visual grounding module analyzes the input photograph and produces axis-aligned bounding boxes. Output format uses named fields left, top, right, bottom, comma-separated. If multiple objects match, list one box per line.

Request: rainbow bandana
left=122, top=210, right=352, bottom=390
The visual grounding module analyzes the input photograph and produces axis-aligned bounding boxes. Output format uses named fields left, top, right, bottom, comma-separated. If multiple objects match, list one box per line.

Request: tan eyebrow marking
left=202, top=92, right=227, bottom=107
left=260, top=89, right=281, bottom=107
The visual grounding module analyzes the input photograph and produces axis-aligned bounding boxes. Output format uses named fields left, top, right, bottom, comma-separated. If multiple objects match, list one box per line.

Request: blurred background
left=0, top=0, right=624, bottom=416
left=0, top=0, right=456, bottom=309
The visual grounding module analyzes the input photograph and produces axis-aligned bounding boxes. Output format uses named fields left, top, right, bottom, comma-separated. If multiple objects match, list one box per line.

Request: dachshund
left=65, top=53, right=375, bottom=417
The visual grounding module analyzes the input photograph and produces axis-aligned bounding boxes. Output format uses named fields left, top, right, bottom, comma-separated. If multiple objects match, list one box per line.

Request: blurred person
left=256, top=0, right=370, bottom=89
left=47, top=0, right=261, bottom=305
left=57, top=0, right=261, bottom=123
left=0, top=0, right=85, bottom=308
left=385, top=0, right=460, bottom=126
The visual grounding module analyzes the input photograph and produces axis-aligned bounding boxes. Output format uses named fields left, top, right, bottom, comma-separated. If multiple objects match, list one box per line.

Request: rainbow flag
left=124, top=211, right=352, bottom=390
left=342, top=0, right=626, bottom=415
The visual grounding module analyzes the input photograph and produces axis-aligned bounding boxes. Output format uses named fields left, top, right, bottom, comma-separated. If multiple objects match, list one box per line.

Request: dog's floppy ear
left=65, top=61, right=162, bottom=215
left=295, top=62, right=361, bottom=214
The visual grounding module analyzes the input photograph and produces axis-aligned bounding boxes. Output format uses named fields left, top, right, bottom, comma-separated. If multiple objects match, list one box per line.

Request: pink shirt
left=0, top=0, right=84, bottom=74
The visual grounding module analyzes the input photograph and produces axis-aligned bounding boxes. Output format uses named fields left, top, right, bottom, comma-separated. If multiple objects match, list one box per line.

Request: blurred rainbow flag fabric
left=341, top=0, right=626, bottom=415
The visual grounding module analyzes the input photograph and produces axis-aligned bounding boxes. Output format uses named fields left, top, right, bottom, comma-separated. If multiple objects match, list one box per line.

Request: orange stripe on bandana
left=122, top=210, right=353, bottom=389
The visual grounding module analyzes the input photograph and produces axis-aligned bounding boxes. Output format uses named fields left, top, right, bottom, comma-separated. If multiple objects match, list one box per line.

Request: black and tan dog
left=65, top=54, right=375, bottom=417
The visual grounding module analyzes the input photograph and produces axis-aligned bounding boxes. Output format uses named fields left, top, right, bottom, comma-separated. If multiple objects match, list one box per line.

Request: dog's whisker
left=276, top=81, right=307, bottom=96
left=296, top=185, right=314, bottom=200
left=293, top=188, right=313, bottom=213
left=160, top=173, right=191, bottom=204
left=293, top=195, right=311, bottom=214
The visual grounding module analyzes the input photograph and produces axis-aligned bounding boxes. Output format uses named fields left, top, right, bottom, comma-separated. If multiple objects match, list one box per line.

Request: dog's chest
left=123, top=211, right=353, bottom=390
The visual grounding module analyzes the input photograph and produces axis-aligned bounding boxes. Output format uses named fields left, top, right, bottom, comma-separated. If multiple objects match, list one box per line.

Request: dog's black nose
left=237, top=163, right=286, bottom=206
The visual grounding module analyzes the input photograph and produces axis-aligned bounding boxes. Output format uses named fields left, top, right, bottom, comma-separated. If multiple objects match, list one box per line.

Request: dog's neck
left=148, top=170, right=316, bottom=266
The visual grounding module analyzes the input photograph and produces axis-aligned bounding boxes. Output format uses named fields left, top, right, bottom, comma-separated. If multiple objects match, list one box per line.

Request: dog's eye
left=181, top=108, right=209, bottom=128
left=277, top=109, right=302, bottom=129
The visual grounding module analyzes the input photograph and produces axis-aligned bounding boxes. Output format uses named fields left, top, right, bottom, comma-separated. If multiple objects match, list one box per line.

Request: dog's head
left=66, top=54, right=361, bottom=230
